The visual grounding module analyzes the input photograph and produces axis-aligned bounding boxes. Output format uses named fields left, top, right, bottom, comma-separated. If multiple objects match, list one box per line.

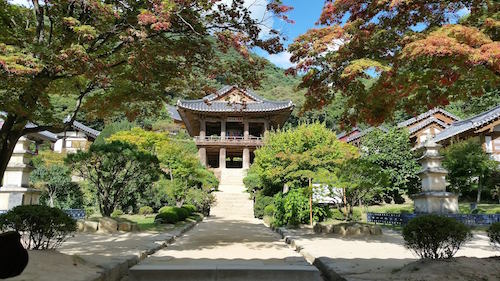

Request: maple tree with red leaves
left=0, top=0, right=293, bottom=183
left=288, top=0, right=499, bottom=126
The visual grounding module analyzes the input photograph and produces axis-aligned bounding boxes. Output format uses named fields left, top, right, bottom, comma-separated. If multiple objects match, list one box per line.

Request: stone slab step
left=129, top=264, right=322, bottom=281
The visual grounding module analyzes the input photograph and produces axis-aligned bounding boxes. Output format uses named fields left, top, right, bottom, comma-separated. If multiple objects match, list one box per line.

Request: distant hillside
left=255, top=63, right=306, bottom=108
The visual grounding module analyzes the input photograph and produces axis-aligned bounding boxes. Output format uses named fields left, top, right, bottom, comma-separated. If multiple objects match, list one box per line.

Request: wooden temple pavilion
left=176, top=85, right=294, bottom=169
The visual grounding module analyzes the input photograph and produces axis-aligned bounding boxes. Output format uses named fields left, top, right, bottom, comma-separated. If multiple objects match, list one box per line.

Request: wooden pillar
left=244, top=120, right=249, bottom=140
left=264, top=120, right=269, bottom=132
left=198, top=147, right=207, bottom=167
left=219, top=147, right=226, bottom=169
left=221, top=119, right=226, bottom=140
left=243, top=148, right=250, bottom=169
left=199, top=118, right=206, bottom=139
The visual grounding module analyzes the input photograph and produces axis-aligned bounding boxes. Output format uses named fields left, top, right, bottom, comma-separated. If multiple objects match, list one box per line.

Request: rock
left=347, top=226, right=361, bottom=236
left=83, top=221, right=99, bottom=232
left=370, top=225, right=383, bottom=235
left=361, top=225, right=371, bottom=235
left=76, top=220, right=85, bottom=232
left=313, top=223, right=323, bottom=233
left=323, top=224, right=334, bottom=233
left=98, top=217, right=118, bottom=233
left=118, top=222, right=139, bottom=232
left=333, top=225, right=346, bottom=236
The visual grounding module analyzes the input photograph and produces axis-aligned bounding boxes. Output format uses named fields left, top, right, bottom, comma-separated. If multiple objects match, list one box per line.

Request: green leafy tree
left=0, top=0, right=293, bottom=184
left=66, top=141, right=161, bottom=216
left=30, top=151, right=83, bottom=208
left=335, top=158, right=389, bottom=220
left=442, top=139, right=498, bottom=203
left=288, top=0, right=499, bottom=126
left=246, top=123, right=359, bottom=196
left=108, top=128, right=218, bottom=206
left=361, top=127, right=421, bottom=202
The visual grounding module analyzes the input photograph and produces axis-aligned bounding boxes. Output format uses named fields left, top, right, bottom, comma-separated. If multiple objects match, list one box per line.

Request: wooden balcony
left=194, top=136, right=263, bottom=147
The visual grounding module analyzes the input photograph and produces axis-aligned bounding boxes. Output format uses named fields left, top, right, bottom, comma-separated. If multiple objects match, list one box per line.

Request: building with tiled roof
left=398, top=108, right=460, bottom=146
left=176, top=85, right=294, bottom=169
left=54, top=118, right=101, bottom=153
left=433, top=104, right=500, bottom=161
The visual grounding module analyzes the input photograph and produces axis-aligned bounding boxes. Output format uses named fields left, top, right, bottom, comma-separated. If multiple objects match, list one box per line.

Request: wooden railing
left=194, top=136, right=263, bottom=146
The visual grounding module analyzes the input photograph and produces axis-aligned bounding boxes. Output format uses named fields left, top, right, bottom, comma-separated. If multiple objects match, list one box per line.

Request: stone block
left=333, top=225, right=346, bottom=236
left=323, top=224, right=334, bottom=233
left=118, top=222, right=139, bottom=232
left=83, top=221, right=99, bottom=232
left=346, top=226, right=361, bottom=236
left=76, top=220, right=85, bottom=232
left=313, top=223, right=322, bottom=233
left=98, top=217, right=118, bottom=233
left=361, top=225, right=371, bottom=235
left=369, top=225, right=382, bottom=235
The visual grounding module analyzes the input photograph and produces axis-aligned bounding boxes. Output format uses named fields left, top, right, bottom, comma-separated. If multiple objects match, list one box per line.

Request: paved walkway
left=134, top=168, right=318, bottom=279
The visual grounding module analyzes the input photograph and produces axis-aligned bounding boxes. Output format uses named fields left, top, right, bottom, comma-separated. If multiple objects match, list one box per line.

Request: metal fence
left=367, top=212, right=500, bottom=226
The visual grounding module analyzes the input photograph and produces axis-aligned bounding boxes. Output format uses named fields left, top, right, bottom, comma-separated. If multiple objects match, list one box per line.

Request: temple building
left=176, top=85, right=294, bottom=169
left=433, top=104, right=500, bottom=162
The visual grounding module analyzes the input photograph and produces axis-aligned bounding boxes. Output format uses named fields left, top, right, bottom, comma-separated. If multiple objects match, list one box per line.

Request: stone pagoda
left=0, top=137, right=41, bottom=210
left=412, top=138, right=458, bottom=214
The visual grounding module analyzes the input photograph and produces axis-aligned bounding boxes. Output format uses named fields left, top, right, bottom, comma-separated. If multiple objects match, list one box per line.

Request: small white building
left=54, top=120, right=100, bottom=153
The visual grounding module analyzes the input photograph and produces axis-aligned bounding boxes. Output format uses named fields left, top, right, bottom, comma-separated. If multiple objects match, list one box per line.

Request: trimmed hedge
left=157, top=206, right=189, bottom=222
left=183, top=205, right=197, bottom=214
left=402, top=215, right=472, bottom=259
left=0, top=205, right=76, bottom=250
left=155, top=211, right=178, bottom=224
left=138, top=206, right=154, bottom=215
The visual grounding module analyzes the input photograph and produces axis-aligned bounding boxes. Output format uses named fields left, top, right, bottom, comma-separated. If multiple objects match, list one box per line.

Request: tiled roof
left=177, top=85, right=294, bottom=113
left=63, top=116, right=100, bottom=138
left=72, top=120, right=100, bottom=139
left=408, top=117, right=449, bottom=135
left=166, top=105, right=182, bottom=122
left=398, top=108, right=460, bottom=128
left=346, top=126, right=388, bottom=143
left=433, top=104, right=500, bottom=143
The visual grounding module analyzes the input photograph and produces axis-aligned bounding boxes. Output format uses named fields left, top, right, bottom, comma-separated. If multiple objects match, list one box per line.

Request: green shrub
left=174, top=207, right=189, bottom=221
left=273, top=189, right=332, bottom=226
left=487, top=222, right=500, bottom=247
left=264, top=204, right=275, bottom=217
left=154, top=211, right=178, bottom=224
left=254, top=193, right=274, bottom=219
left=111, top=209, right=124, bottom=218
left=0, top=205, right=76, bottom=250
left=182, top=204, right=197, bottom=214
left=138, top=206, right=154, bottom=215
left=159, top=206, right=175, bottom=214
left=402, top=215, right=472, bottom=259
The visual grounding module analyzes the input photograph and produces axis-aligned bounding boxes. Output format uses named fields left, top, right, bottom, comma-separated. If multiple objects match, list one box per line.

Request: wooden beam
left=475, top=119, right=500, bottom=133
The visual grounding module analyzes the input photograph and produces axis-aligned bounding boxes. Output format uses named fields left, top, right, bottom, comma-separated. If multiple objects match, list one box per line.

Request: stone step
left=129, top=264, right=322, bottom=281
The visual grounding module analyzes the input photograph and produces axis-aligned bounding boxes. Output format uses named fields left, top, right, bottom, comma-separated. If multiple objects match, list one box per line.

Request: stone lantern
left=412, top=139, right=458, bottom=214
left=0, top=137, right=41, bottom=210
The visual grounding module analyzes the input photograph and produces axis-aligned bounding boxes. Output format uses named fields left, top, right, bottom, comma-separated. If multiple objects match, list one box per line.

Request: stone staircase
left=211, top=169, right=254, bottom=219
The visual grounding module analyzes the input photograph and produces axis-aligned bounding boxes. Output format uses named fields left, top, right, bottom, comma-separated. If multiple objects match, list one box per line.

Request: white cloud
left=266, top=51, right=294, bottom=69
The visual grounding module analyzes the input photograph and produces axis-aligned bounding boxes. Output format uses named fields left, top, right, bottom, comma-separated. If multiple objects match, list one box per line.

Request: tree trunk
left=0, top=115, right=28, bottom=186
left=476, top=176, right=482, bottom=204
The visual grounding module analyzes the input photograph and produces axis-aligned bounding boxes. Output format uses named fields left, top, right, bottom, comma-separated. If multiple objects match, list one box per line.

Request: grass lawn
left=119, top=214, right=159, bottom=231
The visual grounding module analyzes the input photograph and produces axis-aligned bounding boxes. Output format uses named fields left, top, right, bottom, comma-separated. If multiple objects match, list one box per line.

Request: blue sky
left=257, top=0, right=325, bottom=69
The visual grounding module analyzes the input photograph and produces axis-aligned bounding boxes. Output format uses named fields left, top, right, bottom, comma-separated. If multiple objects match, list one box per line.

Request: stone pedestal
left=412, top=139, right=458, bottom=214
left=0, top=137, right=41, bottom=211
